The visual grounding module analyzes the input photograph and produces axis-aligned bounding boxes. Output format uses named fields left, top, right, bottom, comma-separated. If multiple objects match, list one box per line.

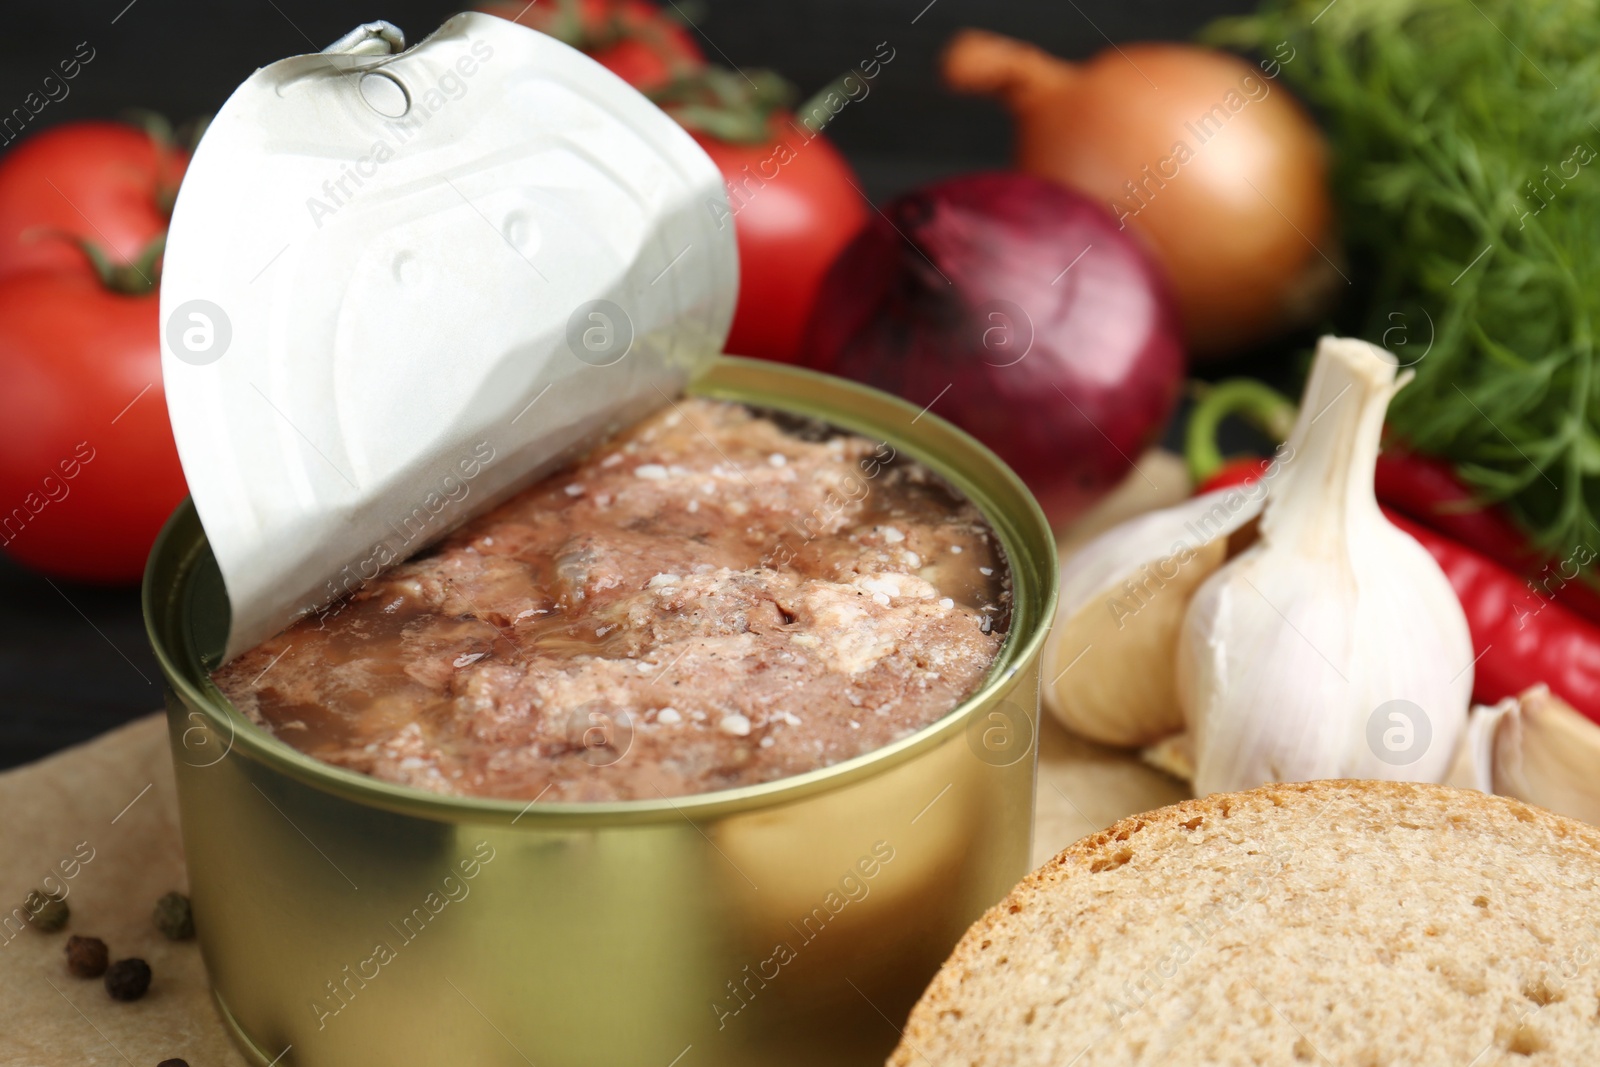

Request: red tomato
left=0, top=270, right=185, bottom=582
left=479, top=0, right=703, bottom=90
left=695, top=120, right=868, bottom=364
left=0, top=121, right=184, bottom=280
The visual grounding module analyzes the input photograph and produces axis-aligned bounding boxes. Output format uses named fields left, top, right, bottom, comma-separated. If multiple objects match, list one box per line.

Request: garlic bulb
left=1042, top=335, right=1476, bottom=793
left=1450, top=686, right=1600, bottom=825
left=1179, top=337, right=1474, bottom=794
left=1042, top=491, right=1258, bottom=746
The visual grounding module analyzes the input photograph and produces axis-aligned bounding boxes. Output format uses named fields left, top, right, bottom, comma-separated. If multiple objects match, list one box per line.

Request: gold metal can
left=144, top=357, right=1057, bottom=1067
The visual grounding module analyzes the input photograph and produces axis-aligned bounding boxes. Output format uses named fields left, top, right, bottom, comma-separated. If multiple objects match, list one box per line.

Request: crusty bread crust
left=889, top=780, right=1600, bottom=1066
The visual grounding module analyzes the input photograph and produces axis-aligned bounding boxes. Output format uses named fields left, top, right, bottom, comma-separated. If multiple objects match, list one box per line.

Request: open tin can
left=144, top=12, right=1057, bottom=1066
left=145, top=356, right=1056, bottom=1066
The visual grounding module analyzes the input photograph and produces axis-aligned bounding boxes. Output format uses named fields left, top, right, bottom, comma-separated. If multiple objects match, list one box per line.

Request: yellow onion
left=943, top=30, right=1338, bottom=357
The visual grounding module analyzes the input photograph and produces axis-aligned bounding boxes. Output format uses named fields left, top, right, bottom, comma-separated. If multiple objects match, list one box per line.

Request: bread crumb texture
left=889, top=781, right=1600, bottom=1066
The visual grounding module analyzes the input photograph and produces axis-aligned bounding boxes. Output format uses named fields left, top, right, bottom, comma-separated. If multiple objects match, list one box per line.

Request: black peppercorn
left=157, top=1060, right=190, bottom=1067
left=24, top=889, right=68, bottom=933
left=64, top=935, right=108, bottom=978
left=104, top=958, right=151, bottom=1001
left=152, top=891, right=194, bottom=940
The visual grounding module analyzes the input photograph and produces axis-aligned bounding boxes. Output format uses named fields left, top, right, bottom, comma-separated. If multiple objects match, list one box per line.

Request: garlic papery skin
left=1178, top=336, right=1474, bottom=796
left=1043, top=487, right=1264, bottom=746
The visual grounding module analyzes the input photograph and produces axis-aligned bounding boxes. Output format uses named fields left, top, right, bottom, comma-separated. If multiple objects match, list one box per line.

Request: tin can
left=144, top=357, right=1057, bottom=1067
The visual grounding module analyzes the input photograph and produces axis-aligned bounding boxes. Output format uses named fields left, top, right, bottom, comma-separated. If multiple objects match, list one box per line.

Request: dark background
left=0, top=0, right=1259, bottom=768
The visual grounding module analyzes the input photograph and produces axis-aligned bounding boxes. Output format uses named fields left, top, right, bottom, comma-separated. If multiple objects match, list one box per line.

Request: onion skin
left=943, top=30, right=1337, bottom=358
left=799, top=172, right=1185, bottom=526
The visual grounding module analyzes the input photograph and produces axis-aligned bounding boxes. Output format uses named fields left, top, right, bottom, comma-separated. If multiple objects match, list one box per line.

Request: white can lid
left=160, top=12, right=737, bottom=660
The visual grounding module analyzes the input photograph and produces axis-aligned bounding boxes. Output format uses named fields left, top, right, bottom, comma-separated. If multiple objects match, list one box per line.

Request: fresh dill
left=1208, top=0, right=1600, bottom=553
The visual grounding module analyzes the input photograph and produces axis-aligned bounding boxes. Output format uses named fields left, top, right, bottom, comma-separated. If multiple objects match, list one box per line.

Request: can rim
left=143, top=357, right=1058, bottom=826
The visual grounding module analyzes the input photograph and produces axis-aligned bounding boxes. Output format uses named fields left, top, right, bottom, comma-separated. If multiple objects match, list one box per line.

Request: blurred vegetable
left=1196, top=456, right=1272, bottom=494
left=1378, top=448, right=1600, bottom=624
left=942, top=30, right=1336, bottom=358
left=1188, top=379, right=1600, bottom=720
left=0, top=266, right=185, bottom=582
left=0, top=121, right=187, bottom=582
left=1183, top=378, right=1296, bottom=486
left=799, top=172, right=1184, bottom=525
left=1388, top=509, right=1600, bottom=723
left=1376, top=449, right=1553, bottom=576
left=478, top=0, right=703, bottom=90
left=1193, top=376, right=1600, bottom=624
left=0, top=120, right=185, bottom=280
left=693, top=126, right=864, bottom=364
left=1207, top=0, right=1600, bottom=556
left=654, top=67, right=869, bottom=365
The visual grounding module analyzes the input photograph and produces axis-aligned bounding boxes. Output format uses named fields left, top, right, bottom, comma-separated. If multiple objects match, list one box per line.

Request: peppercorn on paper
left=159, top=12, right=738, bottom=661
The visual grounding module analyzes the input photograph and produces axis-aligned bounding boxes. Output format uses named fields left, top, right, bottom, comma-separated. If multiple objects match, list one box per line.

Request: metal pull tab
left=322, top=21, right=412, bottom=117
left=322, top=21, right=406, bottom=56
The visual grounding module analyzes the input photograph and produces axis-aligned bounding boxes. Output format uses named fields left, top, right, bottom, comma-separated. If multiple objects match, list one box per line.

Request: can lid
left=160, top=12, right=737, bottom=660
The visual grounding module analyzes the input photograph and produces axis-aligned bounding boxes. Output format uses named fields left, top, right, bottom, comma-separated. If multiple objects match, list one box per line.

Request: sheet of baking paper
left=159, top=12, right=737, bottom=661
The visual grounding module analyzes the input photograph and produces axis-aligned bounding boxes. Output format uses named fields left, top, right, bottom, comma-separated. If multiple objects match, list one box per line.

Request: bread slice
left=890, top=781, right=1600, bottom=1066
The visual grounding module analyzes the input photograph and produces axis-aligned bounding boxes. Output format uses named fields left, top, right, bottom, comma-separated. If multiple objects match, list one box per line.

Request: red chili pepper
left=1377, top=448, right=1600, bottom=625
left=1187, top=379, right=1600, bottom=625
left=1383, top=508, right=1600, bottom=723
left=1197, top=456, right=1273, bottom=494
left=1188, top=433, right=1600, bottom=723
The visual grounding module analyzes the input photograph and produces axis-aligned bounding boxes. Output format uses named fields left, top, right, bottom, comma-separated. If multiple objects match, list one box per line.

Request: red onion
left=799, top=172, right=1186, bottom=525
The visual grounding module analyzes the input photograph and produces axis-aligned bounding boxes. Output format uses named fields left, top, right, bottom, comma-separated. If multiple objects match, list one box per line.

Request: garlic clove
left=1179, top=553, right=1364, bottom=790
left=1444, top=696, right=1514, bottom=794
left=1180, top=336, right=1474, bottom=795
left=1043, top=487, right=1263, bottom=746
left=1489, top=685, right=1600, bottom=825
left=1141, top=730, right=1195, bottom=781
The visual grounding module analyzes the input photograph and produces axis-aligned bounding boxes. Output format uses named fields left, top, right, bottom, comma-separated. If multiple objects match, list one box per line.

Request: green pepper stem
left=1185, top=378, right=1299, bottom=484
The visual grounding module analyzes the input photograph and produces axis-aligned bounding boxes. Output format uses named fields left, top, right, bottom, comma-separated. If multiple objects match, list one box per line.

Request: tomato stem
left=35, top=231, right=166, bottom=295
left=607, top=3, right=702, bottom=81
left=512, top=0, right=702, bottom=83
left=794, top=74, right=857, bottom=138
left=649, top=66, right=795, bottom=144
left=120, top=108, right=188, bottom=218
left=546, top=0, right=586, bottom=47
